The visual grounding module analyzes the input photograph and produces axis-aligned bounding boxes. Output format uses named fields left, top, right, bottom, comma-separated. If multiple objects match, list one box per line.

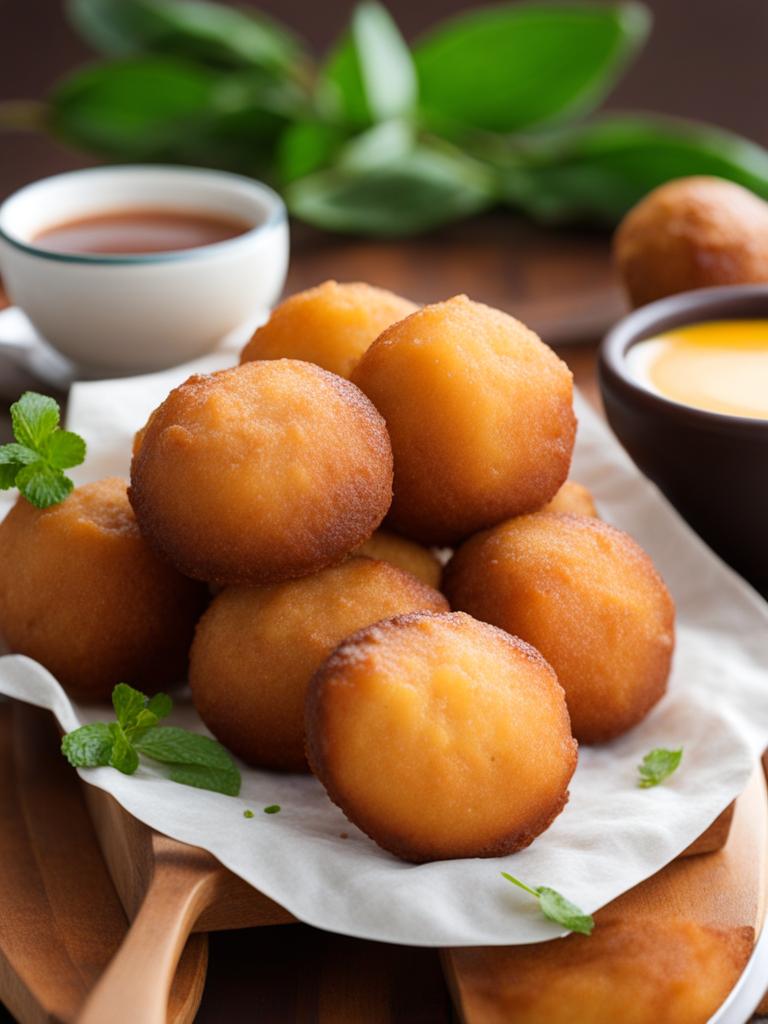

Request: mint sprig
left=502, top=873, right=594, bottom=936
left=637, top=747, right=683, bottom=788
left=0, top=392, right=86, bottom=508
left=61, top=683, right=241, bottom=796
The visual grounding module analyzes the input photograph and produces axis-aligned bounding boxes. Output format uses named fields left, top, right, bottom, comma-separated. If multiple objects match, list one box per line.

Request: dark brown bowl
left=599, top=284, right=768, bottom=595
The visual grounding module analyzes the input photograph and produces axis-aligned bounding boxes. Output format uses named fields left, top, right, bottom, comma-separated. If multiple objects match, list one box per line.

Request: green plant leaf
left=11, top=392, right=60, bottom=450
left=147, top=693, right=173, bottom=720
left=108, top=723, right=140, bottom=775
left=287, top=142, right=495, bottom=236
left=136, top=726, right=241, bottom=795
left=637, top=746, right=683, bottom=788
left=322, top=1, right=416, bottom=128
left=15, top=463, right=73, bottom=509
left=0, top=443, right=40, bottom=466
left=167, top=762, right=241, bottom=796
left=61, top=723, right=114, bottom=767
left=414, top=2, right=650, bottom=133
left=0, top=465, right=18, bottom=490
left=278, top=119, right=348, bottom=184
left=49, top=57, right=217, bottom=159
left=536, top=886, right=595, bottom=935
left=67, top=0, right=304, bottom=77
left=500, top=115, right=768, bottom=224
left=44, top=430, right=87, bottom=470
left=112, top=682, right=148, bottom=729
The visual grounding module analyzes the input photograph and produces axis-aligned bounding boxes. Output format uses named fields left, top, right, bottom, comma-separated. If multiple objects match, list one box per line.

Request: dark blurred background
left=1, top=0, right=767, bottom=198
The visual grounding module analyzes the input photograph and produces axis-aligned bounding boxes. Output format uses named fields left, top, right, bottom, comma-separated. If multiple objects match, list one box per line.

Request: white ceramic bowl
left=0, top=165, right=289, bottom=374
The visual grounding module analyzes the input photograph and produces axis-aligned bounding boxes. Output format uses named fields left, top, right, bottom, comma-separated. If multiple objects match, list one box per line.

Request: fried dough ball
left=614, top=177, right=768, bottom=308
left=306, top=611, right=577, bottom=862
left=240, top=281, right=418, bottom=379
left=353, top=530, right=442, bottom=589
left=451, top=917, right=752, bottom=1024
left=351, top=295, right=576, bottom=545
left=189, top=558, right=447, bottom=771
left=129, top=360, right=393, bottom=585
left=0, top=478, right=206, bottom=701
left=444, top=514, right=675, bottom=743
left=541, top=480, right=598, bottom=517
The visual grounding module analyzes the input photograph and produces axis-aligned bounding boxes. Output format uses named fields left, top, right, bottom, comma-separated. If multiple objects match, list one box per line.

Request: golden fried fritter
left=129, top=360, right=393, bottom=585
left=306, top=611, right=577, bottom=862
left=351, top=295, right=576, bottom=544
left=444, top=514, right=675, bottom=743
left=189, top=558, right=447, bottom=771
left=240, top=280, right=417, bottom=379
left=614, top=176, right=768, bottom=308
left=450, top=917, right=751, bottom=1024
left=0, top=478, right=206, bottom=701
left=353, top=529, right=442, bottom=589
left=541, top=480, right=598, bottom=517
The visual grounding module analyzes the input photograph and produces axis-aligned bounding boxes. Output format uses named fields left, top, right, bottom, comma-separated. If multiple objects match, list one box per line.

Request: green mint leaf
left=61, top=722, right=114, bottom=767
left=0, top=443, right=40, bottom=466
left=135, top=726, right=237, bottom=772
left=502, top=873, right=594, bottom=936
left=264, top=804, right=281, bottom=814
left=11, top=392, right=60, bottom=449
left=112, top=682, right=148, bottom=729
left=638, top=747, right=683, bottom=788
left=135, top=727, right=241, bottom=796
left=243, top=809, right=255, bottom=818
left=44, top=429, right=87, bottom=470
left=147, top=692, right=173, bottom=721
left=0, top=463, right=19, bottom=489
left=536, top=886, right=595, bottom=936
left=16, top=463, right=74, bottom=509
left=108, top=722, right=140, bottom=775
left=128, top=707, right=162, bottom=743
left=167, top=762, right=241, bottom=796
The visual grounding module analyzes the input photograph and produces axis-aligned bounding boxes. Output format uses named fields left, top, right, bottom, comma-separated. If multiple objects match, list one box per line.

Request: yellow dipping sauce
left=633, top=320, right=768, bottom=419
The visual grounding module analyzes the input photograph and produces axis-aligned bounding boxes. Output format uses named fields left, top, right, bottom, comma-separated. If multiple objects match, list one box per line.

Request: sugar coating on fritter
left=129, top=360, right=393, bottom=585
left=189, top=558, right=448, bottom=771
left=614, top=176, right=768, bottom=308
left=240, top=280, right=418, bottom=379
left=306, top=610, right=577, bottom=862
left=353, top=529, right=442, bottom=589
left=351, top=295, right=576, bottom=545
left=444, top=514, right=675, bottom=743
left=541, top=480, right=598, bottom=518
left=0, top=477, right=206, bottom=701
left=455, top=916, right=752, bottom=1024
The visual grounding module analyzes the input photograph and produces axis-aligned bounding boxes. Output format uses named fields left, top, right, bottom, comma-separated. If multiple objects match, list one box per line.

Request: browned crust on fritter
left=306, top=610, right=577, bottom=863
left=444, top=514, right=676, bottom=744
left=128, top=361, right=393, bottom=584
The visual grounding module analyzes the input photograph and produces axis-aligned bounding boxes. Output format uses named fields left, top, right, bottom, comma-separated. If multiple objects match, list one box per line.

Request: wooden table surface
left=0, top=214, right=697, bottom=1024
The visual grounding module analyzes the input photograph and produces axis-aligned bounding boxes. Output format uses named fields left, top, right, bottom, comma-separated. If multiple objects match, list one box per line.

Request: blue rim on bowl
left=0, top=165, right=287, bottom=266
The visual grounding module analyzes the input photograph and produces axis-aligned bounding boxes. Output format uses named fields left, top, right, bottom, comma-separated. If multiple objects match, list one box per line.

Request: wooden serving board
left=0, top=703, right=207, bottom=1024
left=71, top=728, right=762, bottom=1024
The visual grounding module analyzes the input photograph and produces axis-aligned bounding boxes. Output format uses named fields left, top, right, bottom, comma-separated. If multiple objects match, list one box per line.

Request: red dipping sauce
left=32, top=208, right=253, bottom=255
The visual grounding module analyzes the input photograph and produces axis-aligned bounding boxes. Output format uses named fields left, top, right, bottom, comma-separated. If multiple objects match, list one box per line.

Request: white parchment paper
left=0, top=354, right=766, bottom=947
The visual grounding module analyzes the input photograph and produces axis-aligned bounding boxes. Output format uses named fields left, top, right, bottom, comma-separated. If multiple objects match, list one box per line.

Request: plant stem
left=0, top=100, right=48, bottom=132
left=501, top=872, right=539, bottom=898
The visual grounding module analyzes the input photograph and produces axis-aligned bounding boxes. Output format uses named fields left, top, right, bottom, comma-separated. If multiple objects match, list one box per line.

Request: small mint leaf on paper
left=135, top=727, right=241, bottom=796
left=10, top=392, right=60, bottom=449
left=244, top=809, right=255, bottom=819
left=536, top=886, right=594, bottom=936
left=61, top=722, right=114, bottom=767
left=44, top=429, right=87, bottom=470
left=15, top=463, right=74, bottom=508
left=168, top=762, right=241, bottom=796
left=502, top=873, right=594, bottom=936
left=108, top=723, right=140, bottom=775
left=112, top=682, right=148, bottom=730
left=638, top=747, right=683, bottom=788
left=264, top=804, right=281, bottom=815
left=147, top=692, right=173, bottom=721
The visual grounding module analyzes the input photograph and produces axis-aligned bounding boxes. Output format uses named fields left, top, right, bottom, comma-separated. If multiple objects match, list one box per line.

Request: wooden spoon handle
left=77, top=858, right=216, bottom=1024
